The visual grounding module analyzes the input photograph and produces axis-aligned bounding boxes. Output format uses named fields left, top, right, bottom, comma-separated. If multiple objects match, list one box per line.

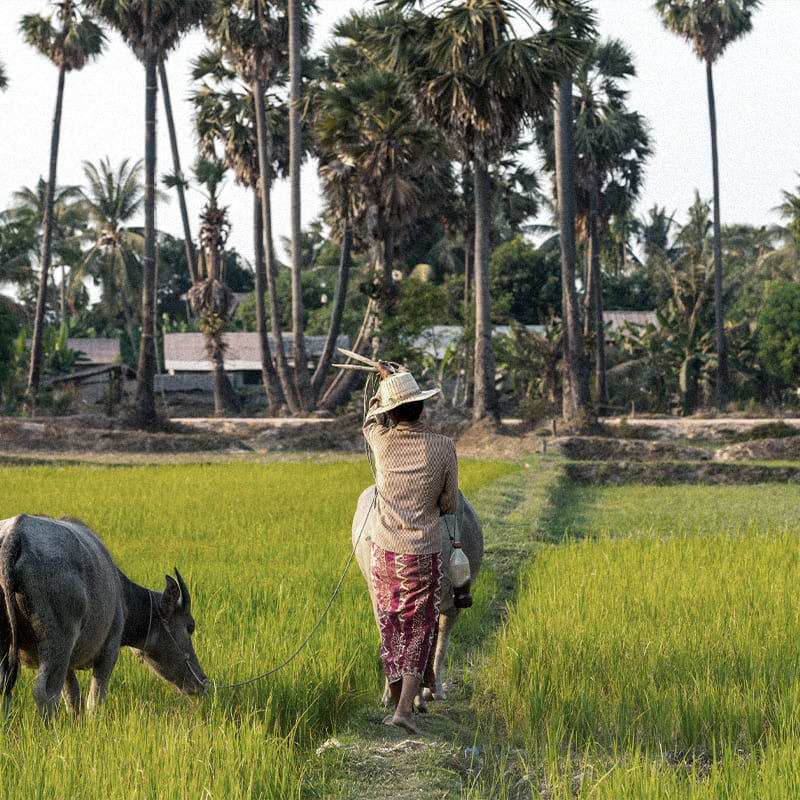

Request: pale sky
left=1, top=0, right=798, bottom=270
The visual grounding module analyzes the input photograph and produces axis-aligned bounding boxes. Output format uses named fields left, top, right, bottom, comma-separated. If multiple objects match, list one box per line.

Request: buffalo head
left=137, top=568, right=208, bottom=696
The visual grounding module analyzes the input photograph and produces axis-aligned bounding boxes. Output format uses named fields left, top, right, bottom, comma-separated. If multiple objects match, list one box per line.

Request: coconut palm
left=655, top=0, right=762, bottom=411
left=80, top=157, right=144, bottom=358
left=9, top=179, right=88, bottom=325
left=0, top=210, right=36, bottom=290
left=378, top=0, right=595, bottom=422
left=85, top=0, right=211, bottom=429
left=20, top=0, right=106, bottom=404
left=777, top=174, right=800, bottom=258
left=652, top=192, right=716, bottom=413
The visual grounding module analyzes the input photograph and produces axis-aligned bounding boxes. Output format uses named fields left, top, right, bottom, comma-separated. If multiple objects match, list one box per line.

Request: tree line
left=4, top=0, right=799, bottom=428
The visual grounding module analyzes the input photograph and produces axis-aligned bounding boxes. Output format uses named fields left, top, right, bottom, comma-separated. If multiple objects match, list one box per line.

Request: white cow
left=352, top=485, right=483, bottom=708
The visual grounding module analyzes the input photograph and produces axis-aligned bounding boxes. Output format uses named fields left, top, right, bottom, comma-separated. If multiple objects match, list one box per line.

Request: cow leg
left=423, top=607, right=459, bottom=702
left=0, top=655, right=10, bottom=712
left=87, top=640, right=120, bottom=713
left=61, top=670, right=84, bottom=713
left=0, top=592, right=12, bottom=712
left=33, top=650, right=70, bottom=722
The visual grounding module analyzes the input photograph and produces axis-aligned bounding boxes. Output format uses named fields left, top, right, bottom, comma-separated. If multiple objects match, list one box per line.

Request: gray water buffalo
left=352, top=486, right=482, bottom=707
left=0, top=514, right=208, bottom=720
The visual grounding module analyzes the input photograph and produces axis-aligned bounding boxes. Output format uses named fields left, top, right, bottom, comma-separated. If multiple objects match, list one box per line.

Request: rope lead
left=213, top=377, right=379, bottom=690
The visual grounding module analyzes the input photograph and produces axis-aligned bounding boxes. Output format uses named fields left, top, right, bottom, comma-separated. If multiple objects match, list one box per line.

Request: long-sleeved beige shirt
left=362, top=399, right=458, bottom=555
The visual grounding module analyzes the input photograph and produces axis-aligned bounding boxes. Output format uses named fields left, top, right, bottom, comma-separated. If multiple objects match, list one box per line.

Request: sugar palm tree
left=191, top=48, right=285, bottom=414
left=554, top=74, right=590, bottom=420
left=537, top=38, right=652, bottom=411
left=187, top=157, right=242, bottom=415
left=204, top=0, right=317, bottom=416
left=159, top=62, right=198, bottom=285
left=20, top=0, right=106, bottom=404
left=85, top=0, right=211, bottom=429
left=378, top=0, right=595, bottom=421
left=309, top=18, right=449, bottom=406
left=286, top=0, right=313, bottom=411
left=655, top=0, right=762, bottom=411
left=80, top=157, right=144, bottom=358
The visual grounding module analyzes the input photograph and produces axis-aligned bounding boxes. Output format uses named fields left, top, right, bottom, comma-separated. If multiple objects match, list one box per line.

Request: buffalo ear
left=161, top=574, right=180, bottom=617
left=174, top=568, right=191, bottom=614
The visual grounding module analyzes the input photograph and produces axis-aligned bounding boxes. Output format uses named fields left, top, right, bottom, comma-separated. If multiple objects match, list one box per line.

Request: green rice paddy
left=3, top=460, right=800, bottom=798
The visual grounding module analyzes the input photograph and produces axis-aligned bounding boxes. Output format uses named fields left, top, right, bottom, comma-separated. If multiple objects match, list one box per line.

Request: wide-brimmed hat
left=367, top=371, right=440, bottom=417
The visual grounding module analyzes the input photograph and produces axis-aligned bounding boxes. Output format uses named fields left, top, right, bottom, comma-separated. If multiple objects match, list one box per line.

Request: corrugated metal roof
left=603, top=311, right=658, bottom=332
left=164, top=332, right=349, bottom=372
left=65, top=338, right=120, bottom=365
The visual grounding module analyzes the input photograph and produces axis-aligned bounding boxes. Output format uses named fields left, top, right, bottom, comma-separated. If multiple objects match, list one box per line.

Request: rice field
left=4, top=459, right=800, bottom=798
left=0, top=459, right=513, bottom=799
left=472, top=481, right=800, bottom=799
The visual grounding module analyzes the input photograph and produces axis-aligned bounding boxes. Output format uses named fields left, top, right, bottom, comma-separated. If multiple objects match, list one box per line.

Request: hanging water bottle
left=449, top=541, right=472, bottom=608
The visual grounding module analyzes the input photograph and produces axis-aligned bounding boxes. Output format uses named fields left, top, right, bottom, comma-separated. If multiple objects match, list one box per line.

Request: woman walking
left=362, top=362, right=458, bottom=734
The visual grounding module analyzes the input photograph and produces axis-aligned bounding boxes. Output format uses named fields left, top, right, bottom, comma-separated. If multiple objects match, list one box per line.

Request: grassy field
left=3, top=456, right=800, bottom=798
left=471, top=480, right=800, bottom=799
left=0, top=458, right=514, bottom=798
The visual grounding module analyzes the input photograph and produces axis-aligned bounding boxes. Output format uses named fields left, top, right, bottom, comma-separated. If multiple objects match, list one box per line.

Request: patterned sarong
left=370, top=542, right=442, bottom=687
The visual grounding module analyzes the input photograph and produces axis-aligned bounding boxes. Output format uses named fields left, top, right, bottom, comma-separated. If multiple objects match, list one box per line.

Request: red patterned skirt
left=370, top=542, right=443, bottom=687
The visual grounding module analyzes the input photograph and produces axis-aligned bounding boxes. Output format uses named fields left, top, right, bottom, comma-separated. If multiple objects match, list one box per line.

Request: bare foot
left=383, top=712, right=420, bottom=736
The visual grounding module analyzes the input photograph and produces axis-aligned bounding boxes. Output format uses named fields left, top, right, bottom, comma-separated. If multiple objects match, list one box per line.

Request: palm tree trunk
left=27, top=62, right=66, bottom=404
left=582, top=245, right=592, bottom=339
left=252, top=190, right=284, bottom=414
left=554, top=77, right=590, bottom=421
left=135, top=46, right=158, bottom=430
left=288, top=0, right=312, bottom=413
left=589, top=179, right=607, bottom=412
left=253, top=76, right=299, bottom=414
left=159, top=62, right=198, bottom=285
left=110, top=245, right=137, bottom=360
left=311, top=219, right=352, bottom=400
left=463, top=238, right=471, bottom=317
left=706, top=61, right=729, bottom=410
left=210, top=348, right=241, bottom=415
left=60, top=265, right=67, bottom=326
left=472, top=158, right=498, bottom=422
left=319, top=297, right=378, bottom=409
left=207, top=247, right=241, bottom=416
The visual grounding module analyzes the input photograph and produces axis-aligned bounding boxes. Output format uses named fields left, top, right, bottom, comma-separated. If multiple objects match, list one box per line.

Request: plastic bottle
left=449, top=541, right=472, bottom=608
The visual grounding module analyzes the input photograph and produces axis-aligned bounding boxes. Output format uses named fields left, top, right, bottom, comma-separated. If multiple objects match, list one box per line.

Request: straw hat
left=367, top=371, right=440, bottom=417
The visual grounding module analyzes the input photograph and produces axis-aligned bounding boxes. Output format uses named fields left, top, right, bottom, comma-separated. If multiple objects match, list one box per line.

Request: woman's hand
left=378, top=361, right=397, bottom=379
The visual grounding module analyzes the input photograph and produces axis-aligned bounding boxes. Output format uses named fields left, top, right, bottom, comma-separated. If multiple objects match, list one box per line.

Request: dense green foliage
left=757, top=281, right=800, bottom=386
left=489, top=236, right=561, bottom=325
